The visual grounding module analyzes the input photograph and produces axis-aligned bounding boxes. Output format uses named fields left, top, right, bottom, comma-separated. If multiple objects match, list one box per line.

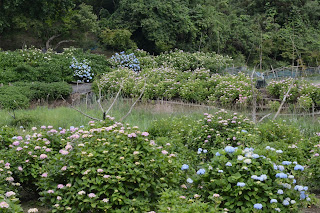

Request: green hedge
left=0, top=82, right=72, bottom=110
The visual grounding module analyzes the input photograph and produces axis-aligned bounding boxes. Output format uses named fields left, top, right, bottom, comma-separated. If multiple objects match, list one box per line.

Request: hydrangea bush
left=266, top=78, right=320, bottom=108
left=96, top=68, right=255, bottom=107
left=187, top=110, right=258, bottom=155
left=180, top=146, right=312, bottom=212
left=70, top=57, right=94, bottom=83
left=110, top=52, right=141, bottom=72
left=34, top=120, right=182, bottom=212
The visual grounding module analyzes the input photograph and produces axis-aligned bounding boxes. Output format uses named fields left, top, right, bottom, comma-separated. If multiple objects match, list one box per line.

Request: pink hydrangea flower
left=141, top=132, right=149, bottom=136
left=161, top=150, right=168, bottom=155
left=97, top=169, right=103, bottom=173
left=42, top=173, right=48, bottom=178
left=47, top=190, right=54, bottom=194
left=12, top=141, right=20, bottom=146
left=57, top=184, right=64, bottom=189
left=40, top=154, right=48, bottom=159
left=88, top=193, right=96, bottom=198
left=0, top=201, right=9, bottom=208
left=5, top=191, right=16, bottom=197
left=59, top=150, right=69, bottom=155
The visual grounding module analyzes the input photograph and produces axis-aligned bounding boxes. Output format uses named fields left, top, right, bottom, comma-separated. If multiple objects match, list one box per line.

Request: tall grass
left=0, top=99, right=217, bottom=131
left=1, top=98, right=318, bottom=136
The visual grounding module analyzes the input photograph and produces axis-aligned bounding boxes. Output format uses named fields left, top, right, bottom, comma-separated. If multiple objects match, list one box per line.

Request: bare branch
left=250, top=69, right=257, bottom=124
left=54, top=40, right=75, bottom=50
left=46, top=35, right=60, bottom=50
left=258, top=113, right=271, bottom=123
left=273, top=79, right=294, bottom=120
left=120, top=78, right=146, bottom=122
left=97, top=83, right=105, bottom=113
left=105, top=83, right=123, bottom=115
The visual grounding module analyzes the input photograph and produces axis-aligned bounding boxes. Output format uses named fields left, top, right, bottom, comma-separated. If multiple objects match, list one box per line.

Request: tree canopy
left=1, top=0, right=320, bottom=68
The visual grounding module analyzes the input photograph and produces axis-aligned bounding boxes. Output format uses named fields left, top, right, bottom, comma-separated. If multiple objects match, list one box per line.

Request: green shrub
left=0, top=87, right=30, bottom=110
left=0, top=82, right=72, bottom=110
left=9, top=114, right=39, bottom=128
left=187, top=110, right=257, bottom=156
left=32, top=120, right=182, bottom=212
left=155, top=50, right=233, bottom=72
left=0, top=126, right=18, bottom=149
left=100, top=28, right=137, bottom=50
left=156, top=189, right=219, bottom=212
left=0, top=47, right=112, bottom=84
left=268, top=101, right=280, bottom=112
left=182, top=146, right=312, bottom=212
left=257, top=120, right=303, bottom=144
left=297, top=95, right=313, bottom=109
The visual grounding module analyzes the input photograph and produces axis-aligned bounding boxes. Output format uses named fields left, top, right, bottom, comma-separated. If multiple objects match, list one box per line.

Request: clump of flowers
left=110, top=52, right=140, bottom=72
left=70, top=57, right=94, bottom=83
left=297, top=95, right=313, bottom=110
left=181, top=146, right=312, bottom=212
left=35, top=120, right=181, bottom=212
left=188, top=109, right=258, bottom=153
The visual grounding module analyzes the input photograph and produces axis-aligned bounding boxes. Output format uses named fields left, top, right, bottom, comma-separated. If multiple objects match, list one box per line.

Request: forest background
left=0, top=0, right=319, bottom=69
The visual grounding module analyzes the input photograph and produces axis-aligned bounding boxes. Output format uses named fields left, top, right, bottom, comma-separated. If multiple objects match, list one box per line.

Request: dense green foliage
left=0, top=82, right=72, bottom=110
left=1, top=0, right=320, bottom=67
left=0, top=47, right=111, bottom=84
left=0, top=110, right=318, bottom=212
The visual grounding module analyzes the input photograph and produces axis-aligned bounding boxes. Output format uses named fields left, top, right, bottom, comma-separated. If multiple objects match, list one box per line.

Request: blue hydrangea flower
left=225, top=162, right=232, bottom=166
left=270, top=199, right=278, bottom=203
left=181, top=164, right=189, bottom=170
left=275, top=173, right=288, bottom=178
left=294, top=165, right=304, bottom=171
left=197, top=169, right=206, bottom=175
left=253, top=203, right=263, bottom=209
left=187, top=178, right=193, bottom=183
left=276, top=150, right=283, bottom=153
left=294, top=185, right=304, bottom=191
left=237, top=182, right=245, bottom=187
left=282, top=161, right=292, bottom=165
left=278, top=165, right=285, bottom=171
left=203, top=149, right=208, bottom=153
left=252, top=154, right=259, bottom=159
left=282, top=200, right=289, bottom=206
left=218, top=170, right=224, bottom=173
left=224, top=146, right=236, bottom=153
left=241, top=130, right=248, bottom=133
left=215, top=152, right=221, bottom=156
left=277, top=189, right=284, bottom=194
